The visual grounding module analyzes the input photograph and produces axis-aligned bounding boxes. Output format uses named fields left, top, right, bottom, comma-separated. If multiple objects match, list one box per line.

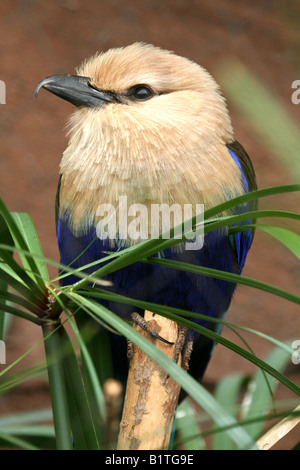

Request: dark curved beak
left=35, top=74, right=116, bottom=108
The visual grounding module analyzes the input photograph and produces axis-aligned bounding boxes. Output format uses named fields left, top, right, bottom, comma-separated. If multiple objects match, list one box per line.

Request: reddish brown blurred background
left=0, top=0, right=299, bottom=449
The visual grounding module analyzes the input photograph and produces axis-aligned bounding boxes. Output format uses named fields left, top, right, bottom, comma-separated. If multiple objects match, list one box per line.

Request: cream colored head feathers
left=58, top=43, right=244, bottom=235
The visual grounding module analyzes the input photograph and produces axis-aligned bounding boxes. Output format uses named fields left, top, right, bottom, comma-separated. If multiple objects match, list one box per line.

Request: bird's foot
left=172, top=326, right=188, bottom=365
left=131, top=312, right=174, bottom=344
left=126, top=339, right=134, bottom=359
left=182, top=338, right=194, bottom=371
left=128, top=313, right=193, bottom=371
left=127, top=312, right=174, bottom=359
left=173, top=326, right=193, bottom=371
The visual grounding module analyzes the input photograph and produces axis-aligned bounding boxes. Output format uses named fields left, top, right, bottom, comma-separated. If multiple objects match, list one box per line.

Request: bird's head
left=36, top=43, right=243, bottom=235
left=35, top=43, right=233, bottom=142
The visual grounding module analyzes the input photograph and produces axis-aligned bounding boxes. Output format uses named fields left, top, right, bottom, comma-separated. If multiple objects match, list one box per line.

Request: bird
left=35, top=42, right=256, bottom=391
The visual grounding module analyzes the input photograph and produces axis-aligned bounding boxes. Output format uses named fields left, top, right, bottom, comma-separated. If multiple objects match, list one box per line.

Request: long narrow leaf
left=58, top=326, right=101, bottom=450
left=0, top=363, right=47, bottom=395
left=0, top=431, right=39, bottom=450
left=79, top=286, right=297, bottom=356
left=145, top=257, right=300, bottom=305
left=176, top=400, right=206, bottom=450
left=0, top=215, right=14, bottom=340
left=49, top=287, right=107, bottom=429
left=69, top=294, right=259, bottom=450
left=0, top=199, right=46, bottom=291
left=70, top=203, right=300, bottom=292
left=242, top=345, right=293, bottom=439
left=0, top=408, right=53, bottom=427
left=204, top=184, right=300, bottom=219
left=0, top=289, right=44, bottom=316
left=229, top=223, right=300, bottom=259
left=256, top=224, right=300, bottom=259
left=0, top=301, right=42, bottom=325
left=73, top=288, right=300, bottom=396
left=0, top=254, right=44, bottom=303
left=213, top=373, right=247, bottom=450
left=42, top=324, right=73, bottom=450
left=165, top=313, right=300, bottom=397
left=12, top=213, right=49, bottom=282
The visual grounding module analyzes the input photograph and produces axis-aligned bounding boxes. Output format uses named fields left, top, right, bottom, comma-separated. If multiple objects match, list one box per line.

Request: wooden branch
left=117, top=311, right=181, bottom=450
left=256, top=404, right=300, bottom=450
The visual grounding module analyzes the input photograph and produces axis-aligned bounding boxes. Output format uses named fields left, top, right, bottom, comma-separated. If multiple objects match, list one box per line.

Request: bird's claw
left=128, top=313, right=193, bottom=372
left=172, top=326, right=188, bottom=364
left=126, top=339, right=134, bottom=359
left=131, top=312, right=174, bottom=346
left=172, top=326, right=193, bottom=371
left=182, top=338, right=193, bottom=371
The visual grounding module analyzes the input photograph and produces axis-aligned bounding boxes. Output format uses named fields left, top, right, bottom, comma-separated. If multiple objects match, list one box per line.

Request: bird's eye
left=129, top=85, right=154, bottom=101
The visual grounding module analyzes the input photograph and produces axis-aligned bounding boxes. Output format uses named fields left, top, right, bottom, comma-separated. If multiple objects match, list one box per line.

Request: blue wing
left=226, top=141, right=257, bottom=273
left=182, top=141, right=257, bottom=390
